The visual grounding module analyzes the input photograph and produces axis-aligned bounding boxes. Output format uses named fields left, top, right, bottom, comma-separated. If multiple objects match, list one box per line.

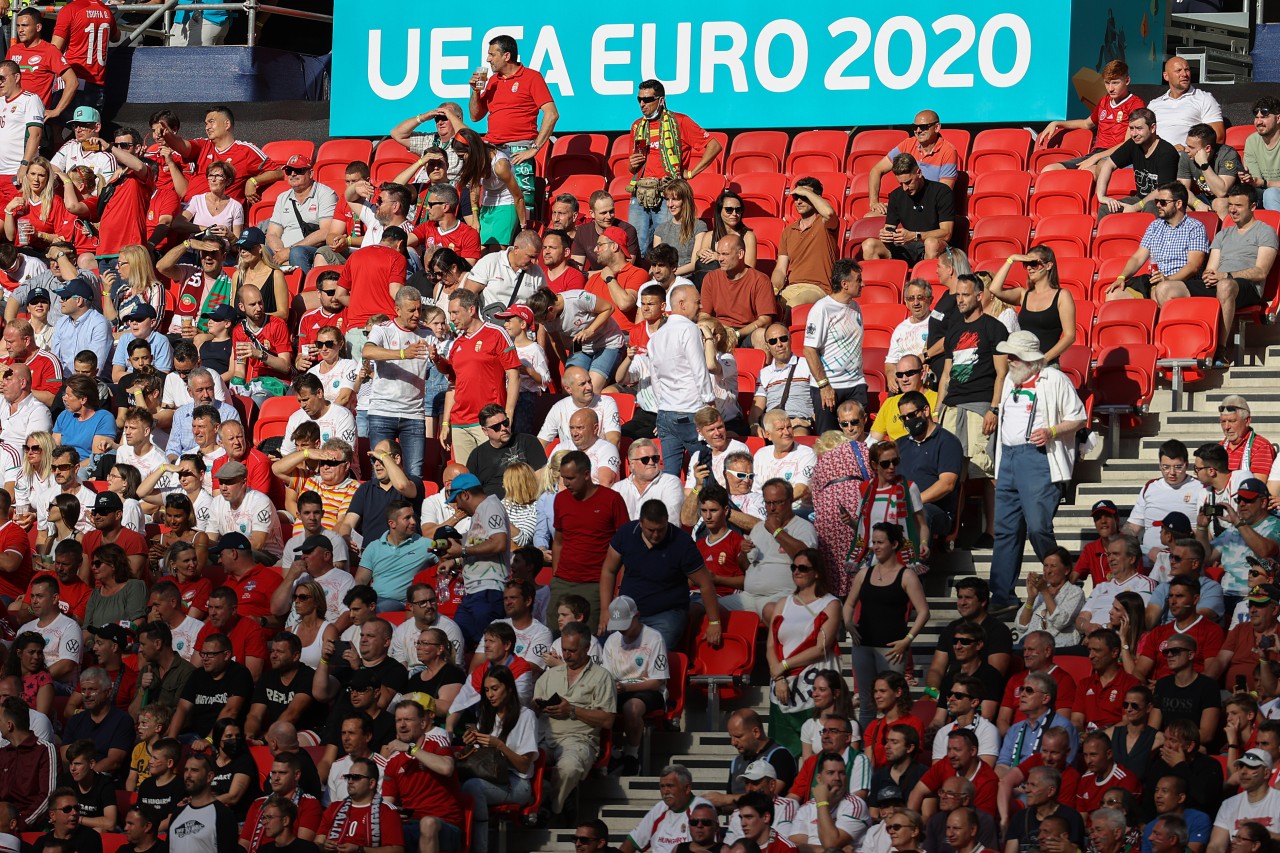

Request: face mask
left=904, top=417, right=928, bottom=439
left=222, top=737, right=243, bottom=755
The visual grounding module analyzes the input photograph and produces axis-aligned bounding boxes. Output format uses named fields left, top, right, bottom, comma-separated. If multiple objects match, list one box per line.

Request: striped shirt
left=288, top=474, right=360, bottom=535
left=1140, top=215, right=1209, bottom=277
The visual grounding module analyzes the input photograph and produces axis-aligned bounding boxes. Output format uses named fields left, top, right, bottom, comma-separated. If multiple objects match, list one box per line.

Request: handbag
left=456, top=744, right=509, bottom=785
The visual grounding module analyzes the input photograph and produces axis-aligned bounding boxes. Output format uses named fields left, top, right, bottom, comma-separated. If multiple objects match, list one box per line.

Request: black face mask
left=221, top=737, right=243, bottom=756
left=904, top=417, right=928, bottom=439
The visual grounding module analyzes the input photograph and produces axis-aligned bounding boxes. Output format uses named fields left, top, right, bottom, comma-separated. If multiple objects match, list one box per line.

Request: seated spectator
left=1143, top=533, right=1222, bottom=623
left=134, top=742, right=182, bottom=828
left=700, top=234, right=776, bottom=350
left=1104, top=182, right=1209, bottom=303
left=316, top=618, right=409, bottom=715
left=0, top=695, right=55, bottom=829
left=540, top=227, right=586, bottom=295
left=1134, top=576, right=1225, bottom=681
left=788, top=751, right=869, bottom=852
left=63, top=737, right=117, bottom=830
left=752, top=323, right=814, bottom=436
left=563, top=408, right=619, bottom=488
left=1096, top=109, right=1182, bottom=217
left=169, top=632, right=254, bottom=743
left=1197, top=475, right=1279, bottom=607
left=165, top=368, right=240, bottom=462
left=459, top=664, right=537, bottom=852
left=928, top=621, right=1003, bottom=729
left=620, top=765, right=711, bottom=853
left=1243, top=95, right=1280, bottom=210
left=861, top=154, right=953, bottom=265
left=381, top=699, right=464, bottom=853
left=1002, top=766, right=1084, bottom=853
left=571, top=191, right=641, bottom=271
left=688, top=484, right=746, bottom=606
left=895, top=391, right=964, bottom=540
left=613, top=439, right=683, bottom=522
left=203, top=465, right=285, bottom=565
left=170, top=752, right=242, bottom=853
left=730, top=791, right=796, bottom=853
left=926, top=577, right=1014, bottom=693
left=1140, top=717, right=1223, bottom=818
left=35, top=787, right=101, bottom=853
left=131, top=621, right=196, bottom=715
left=240, top=753, right=323, bottom=849
left=538, top=365, right=622, bottom=449
left=264, top=155, right=337, bottom=275
left=910, top=728, right=999, bottom=816
left=1215, top=583, right=1280, bottom=693
left=1180, top=122, right=1240, bottom=218
left=770, top=177, right=839, bottom=309
left=787, top=713, right=871, bottom=802
left=6, top=636, right=55, bottom=723
left=461, top=229, right=545, bottom=312
left=996, top=638, right=1077, bottom=731
left=753, top=411, right=816, bottom=508
left=596, top=596, right=670, bottom=776
left=243, top=632, right=323, bottom=743
left=1076, top=536, right=1158, bottom=635
left=1216, top=394, right=1276, bottom=477
left=1142, top=783, right=1210, bottom=853
left=1151, top=634, right=1221, bottom=747
left=317, top=756, right=404, bottom=852
left=1075, top=732, right=1141, bottom=816
left=718, top=479, right=816, bottom=620
left=861, top=672, right=926, bottom=767
left=993, top=725, right=1079, bottom=830
left=868, top=111, right=960, bottom=213
left=195, top=587, right=268, bottom=678
left=1040, top=61, right=1144, bottom=177
left=869, top=356, right=933, bottom=443
left=16, top=573, right=82, bottom=689
left=922, top=780, right=998, bottom=853
left=1071, top=630, right=1139, bottom=733
left=390, top=583, right=464, bottom=670
left=996, top=672, right=1078, bottom=774
left=1204, top=188, right=1279, bottom=359
left=1205, top=750, right=1280, bottom=852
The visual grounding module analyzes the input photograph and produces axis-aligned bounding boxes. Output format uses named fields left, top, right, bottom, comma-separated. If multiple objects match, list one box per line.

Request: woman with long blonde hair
left=653, top=178, right=709, bottom=276
left=502, top=462, right=540, bottom=547
left=534, top=450, right=569, bottom=556
left=13, top=430, right=54, bottom=520
left=103, top=244, right=167, bottom=330
left=230, top=228, right=289, bottom=322
left=697, top=316, right=745, bottom=434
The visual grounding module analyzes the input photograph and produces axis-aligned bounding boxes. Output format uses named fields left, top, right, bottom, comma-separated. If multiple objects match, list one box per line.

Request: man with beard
left=169, top=754, right=239, bottom=853
left=987, top=331, right=1085, bottom=614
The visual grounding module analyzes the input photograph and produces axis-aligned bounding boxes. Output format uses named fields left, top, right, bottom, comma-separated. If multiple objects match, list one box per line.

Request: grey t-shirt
left=654, top=217, right=708, bottom=267
left=269, top=183, right=339, bottom=248
left=551, top=289, right=627, bottom=354
left=1177, top=144, right=1242, bottom=198
left=1211, top=219, right=1280, bottom=288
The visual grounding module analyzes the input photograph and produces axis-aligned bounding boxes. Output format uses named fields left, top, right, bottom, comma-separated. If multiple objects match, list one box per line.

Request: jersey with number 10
left=54, top=0, right=119, bottom=86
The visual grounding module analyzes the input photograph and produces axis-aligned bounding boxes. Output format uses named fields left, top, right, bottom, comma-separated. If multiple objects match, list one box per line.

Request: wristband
left=1049, top=426, right=1058, bottom=440
left=707, top=620, right=721, bottom=626
left=1005, top=256, right=1016, bottom=265
left=319, top=657, right=328, bottom=665
left=815, top=801, right=830, bottom=809
left=399, top=348, right=405, bottom=359
left=1116, top=275, right=1126, bottom=283
left=781, top=657, right=789, bottom=670
left=816, top=378, right=830, bottom=389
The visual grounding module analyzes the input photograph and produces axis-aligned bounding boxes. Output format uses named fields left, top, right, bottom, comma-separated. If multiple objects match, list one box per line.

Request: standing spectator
left=803, top=259, right=867, bottom=433
left=884, top=281, right=934, bottom=393
left=861, top=155, right=954, bottom=264
left=337, top=225, right=407, bottom=357
left=0, top=62, right=42, bottom=206
left=360, top=287, right=437, bottom=477
left=8, top=9, right=75, bottom=122
left=624, top=81, right=719, bottom=254
left=1040, top=61, right=1145, bottom=176
left=441, top=289, right=520, bottom=465
left=771, top=178, right=839, bottom=308
left=450, top=127, right=524, bottom=248
left=51, top=0, right=116, bottom=111
left=1096, top=110, right=1183, bottom=217
left=164, top=107, right=280, bottom=205
left=1147, top=57, right=1224, bottom=148
left=230, top=284, right=294, bottom=406
left=432, top=474, right=512, bottom=648
left=867, top=110, right=961, bottom=213
left=937, top=275, right=1009, bottom=550
left=551, top=451, right=629, bottom=630
left=988, top=332, right=1087, bottom=612
left=1242, top=96, right=1280, bottom=210
left=168, top=754, right=239, bottom=853
left=265, top=155, right=337, bottom=275
left=390, top=103, right=466, bottom=187
left=94, top=130, right=162, bottom=261
left=700, top=234, right=776, bottom=350
left=51, top=107, right=115, bottom=187
left=649, top=284, right=715, bottom=477
left=570, top=191, right=641, bottom=270
left=469, top=34, right=558, bottom=213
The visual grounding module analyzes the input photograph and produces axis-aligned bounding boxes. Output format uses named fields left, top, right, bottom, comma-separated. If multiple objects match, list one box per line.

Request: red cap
left=494, top=304, right=535, bottom=327
left=601, top=226, right=632, bottom=258
left=285, top=154, right=314, bottom=169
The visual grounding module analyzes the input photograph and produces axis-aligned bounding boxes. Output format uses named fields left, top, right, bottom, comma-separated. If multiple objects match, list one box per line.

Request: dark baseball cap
left=298, top=535, right=333, bottom=554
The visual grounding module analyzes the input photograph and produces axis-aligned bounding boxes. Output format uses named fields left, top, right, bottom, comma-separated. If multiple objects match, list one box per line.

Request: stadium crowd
left=0, top=9, right=1280, bottom=853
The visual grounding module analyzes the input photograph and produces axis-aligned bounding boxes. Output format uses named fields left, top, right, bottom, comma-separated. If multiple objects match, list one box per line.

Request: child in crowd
left=127, top=703, right=172, bottom=792
left=353, top=313, right=388, bottom=439
left=422, top=305, right=454, bottom=441
left=496, top=305, right=547, bottom=435
left=135, top=737, right=184, bottom=831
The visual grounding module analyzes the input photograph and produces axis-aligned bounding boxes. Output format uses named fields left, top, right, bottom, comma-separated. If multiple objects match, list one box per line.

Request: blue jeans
left=367, top=413, right=425, bottom=478
left=639, top=609, right=687, bottom=654
left=513, top=390, right=537, bottom=436
left=454, top=588, right=505, bottom=648
left=356, top=409, right=369, bottom=438
left=628, top=197, right=670, bottom=261
left=289, top=244, right=320, bottom=274
left=462, top=774, right=533, bottom=853
left=656, top=410, right=700, bottom=477
left=376, top=599, right=406, bottom=614
left=565, top=346, right=624, bottom=384
left=990, top=443, right=1063, bottom=609
left=1264, top=187, right=1280, bottom=212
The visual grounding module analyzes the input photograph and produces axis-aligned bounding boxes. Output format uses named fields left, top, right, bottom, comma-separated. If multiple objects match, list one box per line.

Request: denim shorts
left=566, top=346, right=623, bottom=381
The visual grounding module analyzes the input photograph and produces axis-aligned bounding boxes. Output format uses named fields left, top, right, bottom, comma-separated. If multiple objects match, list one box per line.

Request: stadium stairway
left=507, top=330, right=1280, bottom=852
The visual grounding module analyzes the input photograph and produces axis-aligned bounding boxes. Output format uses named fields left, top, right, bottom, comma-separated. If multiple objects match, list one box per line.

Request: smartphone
left=534, top=692, right=562, bottom=708
left=331, top=640, right=351, bottom=662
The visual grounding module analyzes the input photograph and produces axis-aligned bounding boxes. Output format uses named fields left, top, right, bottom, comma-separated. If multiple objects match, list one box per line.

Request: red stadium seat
left=1058, top=345, right=1092, bottom=390
left=492, top=750, right=547, bottom=851
left=101, top=835, right=129, bottom=853
left=734, top=348, right=767, bottom=393
left=969, top=129, right=1031, bottom=175
left=1034, top=214, right=1094, bottom=259
left=786, top=131, right=850, bottom=174
left=305, top=265, right=342, bottom=293
left=604, top=392, right=636, bottom=424
left=1092, top=257, right=1149, bottom=303
left=370, top=139, right=417, bottom=183
left=1093, top=344, right=1158, bottom=455
left=1030, top=170, right=1095, bottom=219
left=940, top=128, right=972, bottom=168
left=1030, top=127, right=1094, bottom=172
left=1226, top=125, right=1254, bottom=153
left=689, top=611, right=759, bottom=706
left=608, top=134, right=638, bottom=179
left=546, top=174, right=606, bottom=213
left=969, top=171, right=1032, bottom=218
left=745, top=217, right=783, bottom=259
left=316, top=138, right=373, bottom=170
left=551, top=133, right=608, bottom=160
left=862, top=303, right=908, bottom=350
left=689, top=171, right=727, bottom=216
left=785, top=173, right=850, bottom=218
left=264, top=139, right=315, bottom=166
left=845, top=216, right=886, bottom=258
left=726, top=131, right=789, bottom=176
left=1188, top=210, right=1221, bottom=242
left=1155, top=297, right=1221, bottom=404
left=1104, top=168, right=1138, bottom=200
left=548, top=133, right=609, bottom=184
left=640, top=652, right=688, bottom=772
left=1074, top=301, right=1097, bottom=349
left=1055, top=257, right=1097, bottom=302
left=731, top=173, right=787, bottom=218
left=1092, top=213, right=1154, bottom=261
left=1093, top=300, right=1157, bottom=354
left=844, top=172, right=896, bottom=221
left=911, top=259, right=941, bottom=285
left=254, top=396, right=301, bottom=444
left=968, top=215, right=1032, bottom=262
left=846, top=129, right=908, bottom=174
left=859, top=259, right=908, bottom=292
left=975, top=258, right=1026, bottom=289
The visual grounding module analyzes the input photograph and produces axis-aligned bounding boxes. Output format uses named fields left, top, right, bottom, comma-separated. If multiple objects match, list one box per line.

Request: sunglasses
left=877, top=458, right=900, bottom=469
left=283, top=167, right=309, bottom=176
left=55, top=805, right=78, bottom=814
left=573, top=838, right=598, bottom=846
left=293, top=593, right=311, bottom=601
left=316, top=459, right=345, bottom=468
left=632, top=454, right=660, bottom=466
left=1122, top=701, right=1144, bottom=710
left=894, top=369, right=922, bottom=378
left=427, top=200, right=449, bottom=207
left=688, top=819, right=717, bottom=828
left=1162, top=647, right=1191, bottom=657
left=790, top=563, right=815, bottom=573
left=315, top=340, right=338, bottom=349
left=637, top=95, right=660, bottom=104
left=342, top=774, right=373, bottom=781
left=912, top=122, right=938, bottom=131
left=953, top=637, right=979, bottom=646
left=484, top=418, right=511, bottom=431
left=318, top=288, right=337, bottom=297
left=23, top=445, right=40, bottom=452
left=948, top=691, right=973, bottom=701
left=51, top=463, right=75, bottom=471
left=1219, top=405, right=1244, bottom=413
left=838, top=420, right=861, bottom=429
left=901, top=411, right=923, bottom=422
left=1153, top=199, right=1174, bottom=207
left=1024, top=261, right=1044, bottom=270
left=766, top=335, right=790, bottom=345
left=727, top=470, right=754, bottom=481
left=722, top=206, right=743, bottom=214
left=885, top=824, right=910, bottom=832
left=1257, top=108, right=1275, bottom=117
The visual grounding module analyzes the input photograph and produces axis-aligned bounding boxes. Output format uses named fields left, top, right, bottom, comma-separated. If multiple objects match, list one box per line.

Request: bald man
left=538, top=364, right=623, bottom=448
left=866, top=109, right=961, bottom=216
left=422, top=462, right=474, bottom=535
left=1148, top=56, right=1224, bottom=150
left=0, top=362, right=50, bottom=449
left=231, top=282, right=293, bottom=406
left=1, top=318, right=61, bottom=406
left=569, top=408, right=620, bottom=487
left=700, top=233, right=777, bottom=349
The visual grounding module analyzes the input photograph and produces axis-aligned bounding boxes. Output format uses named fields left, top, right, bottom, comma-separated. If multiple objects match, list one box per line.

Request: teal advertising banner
left=330, top=2, right=1164, bottom=135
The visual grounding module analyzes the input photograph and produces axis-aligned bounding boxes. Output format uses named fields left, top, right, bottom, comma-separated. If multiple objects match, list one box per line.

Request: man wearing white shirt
left=685, top=406, right=749, bottom=490
left=146, top=581, right=205, bottom=662
left=753, top=410, right=818, bottom=509
left=753, top=324, right=814, bottom=436
left=568, top=408, right=621, bottom=488
left=885, top=279, right=933, bottom=391
left=1077, top=536, right=1158, bottom=635
left=1122, top=439, right=1204, bottom=561
left=279, top=373, right=357, bottom=454
left=1147, top=57, right=1224, bottom=149
left=538, top=365, right=622, bottom=448
left=473, top=580, right=552, bottom=672
left=803, top=259, right=866, bottom=434
left=0, top=364, right=49, bottom=449
left=389, top=584, right=464, bottom=668
left=200, top=460, right=285, bottom=563
left=461, top=230, right=546, bottom=311
left=649, top=284, right=715, bottom=477
left=114, top=407, right=174, bottom=495
left=17, top=575, right=81, bottom=689
left=160, top=342, right=226, bottom=422
left=615, top=439, right=684, bottom=521
left=788, top=752, right=871, bottom=853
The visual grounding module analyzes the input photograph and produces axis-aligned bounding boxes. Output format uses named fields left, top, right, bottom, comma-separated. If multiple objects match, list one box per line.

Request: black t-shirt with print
left=942, top=314, right=1010, bottom=406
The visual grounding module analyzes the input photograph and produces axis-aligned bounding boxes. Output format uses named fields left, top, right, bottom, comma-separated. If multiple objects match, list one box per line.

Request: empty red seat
left=727, top=131, right=789, bottom=176
left=940, top=129, right=971, bottom=168
left=862, top=303, right=909, bottom=350
left=911, top=259, right=941, bottom=286
left=744, top=217, right=783, bottom=260
left=1093, top=212, right=1154, bottom=260
left=546, top=175, right=606, bottom=214
left=734, top=348, right=768, bottom=393
left=786, top=131, right=850, bottom=174
left=1093, top=300, right=1157, bottom=354
left=975, top=258, right=1026, bottom=289
left=688, top=171, right=727, bottom=216
left=1030, top=127, right=1095, bottom=172
left=969, top=129, right=1031, bottom=175
left=1031, top=171, right=1095, bottom=219
left=732, top=173, right=787, bottom=218
left=1187, top=210, right=1221, bottom=242
left=968, top=215, right=1032, bottom=262
left=846, top=129, right=909, bottom=174
left=1055, top=257, right=1097, bottom=303
left=1093, top=344, right=1158, bottom=440
left=859, top=259, right=908, bottom=291
left=264, top=139, right=315, bottom=165
left=844, top=172, right=896, bottom=221
left=845, top=217, right=886, bottom=258
left=607, top=134, right=638, bottom=179
left=1075, top=301, right=1097, bottom=348
left=969, top=171, right=1032, bottom=218
left=1156, top=296, right=1221, bottom=388
left=370, top=139, right=418, bottom=184
left=1226, top=125, right=1254, bottom=152
left=1058, top=344, right=1092, bottom=389
left=1034, top=214, right=1094, bottom=259
left=316, top=138, right=373, bottom=168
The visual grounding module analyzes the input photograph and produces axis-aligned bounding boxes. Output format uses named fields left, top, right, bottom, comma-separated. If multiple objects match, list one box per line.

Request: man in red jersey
left=52, top=0, right=117, bottom=114
left=469, top=33, right=558, bottom=211
left=0, top=61, right=45, bottom=204
left=316, top=756, right=403, bottom=851
left=337, top=225, right=407, bottom=358
left=1071, top=629, right=1139, bottom=733
left=381, top=699, right=463, bottom=853
left=8, top=9, right=75, bottom=122
left=295, top=270, right=347, bottom=348
left=1, top=318, right=62, bottom=406
left=540, top=228, right=585, bottom=294
left=164, top=105, right=280, bottom=204
left=231, top=283, right=293, bottom=405
left=551, top=450, right=630, bottom=630
left=195, top=585, right=268, bottom=678
left=94, top=128, right=158, bottom=261
left=79, top=491, right=147, bottom=580
left=440, top=288, right=519, bottom=464
left=411, top=184, right=479, bottom=264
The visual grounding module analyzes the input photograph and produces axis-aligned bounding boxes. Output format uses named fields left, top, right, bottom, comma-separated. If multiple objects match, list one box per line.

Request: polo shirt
left=111, top=330, right=173, bottom=371
left=360, top=532, right=435, bottom=602
left=896, top=425, right=965, bottom=519
left=885, top=178, right=954, bottom=233
left=553, top=486, right=630, bottom=584
left=886, top=136, right=961, bottom=182
left=222, top=565, right=283, bottom=620
left=467, top=248, right=546, bottom=310
left=62, top=705, right=133, bottom=765
left=270, top=183, right=338, bottom=248
left=778, top=216, right=839, bottom=290
left=1075, top=668, right=1140, bottom=731
left=1140, top=215, right=1209, bottom=277
left=0, top=393, right=51, bottom=449
left=477, top=65, right=553, bottom=145
left=1147, top=86, right=1224, bottom=148
left=345, top=475, right=426, bottom=543
left=611, top=521, right=704, bottom=616
left=195, top=615, right=268, bottom=668
left=756, top=356, right=815, bottom=420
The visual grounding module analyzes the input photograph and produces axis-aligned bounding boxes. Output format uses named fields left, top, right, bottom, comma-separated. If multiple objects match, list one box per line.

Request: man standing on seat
left=624, top=80, right=721, bottom=255
left=803, top=260, right=867, bottom=434
left=469, top=34, right=558, bottom=214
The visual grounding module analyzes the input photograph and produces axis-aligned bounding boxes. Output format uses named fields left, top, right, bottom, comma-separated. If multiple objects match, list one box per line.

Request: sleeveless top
left=857, top=565, right=912, bottom=647
left=201, top=338, right=233, bottom=377
left=1018, top=288, right=1065, bottom=361
left=298, top=622, right=327, bottom=669
left=1109, top=724, right=1158, bottom=779
left=480, top=149, right=516, bottom=208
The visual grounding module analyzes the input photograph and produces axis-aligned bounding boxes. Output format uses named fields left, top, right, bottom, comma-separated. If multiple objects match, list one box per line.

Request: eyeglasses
left=315, top=340, right=338, bottom=349
left=632, top=454, right=660, bottom=466
left=1122, top=701, right=1144, bottom=710
left=573, top=837, right=599, bottom=845
left=484, top=418, right=511, bottom=431
left=790, top=563, right=815, bottom=573
left=427, top=200, right=449, bottom=207
left=765, top=335, right=789, bottom=345
left=1219, top=405, right=1244, bottom=413
left=1250, top=568, right=1269, bottom=576
left=1159, top=463, right=1187, bottom=472
left=727, top=470, right=754, bottom=481
left=1162, top=647, right=1191, bottom=657
left=953, top=637, right=979, bottom=646
left=1154, top=199, right=1174, bottom=207
left=424, top=159, right=446, bottom=169
left=318, top=288, right=337, bottom=297
left=1018, top=685, right=1040, bottom=694
left=52, top=463, right=74, bottom=472
left=1024, top=261, right=1044, bottom=270
left=411, top=598, right=438, bottom=607
left=23, top=445, right=40, bottom=452
left=293, top=593, right=312, bottom=601
left=900, top=411, right=923, bottom=422
left=948, top=691, right=973, bottom=701
left=877, top=458, right=900, bottom=469
left=207, top=173, right=228, bottom=181
left=688, top=819, right=717, bottom=827
left=342, top=774, right=373, bottom=782
left=637, top=95, right=660, bottom=104
left=912, top=122, right=938, bottom=132
left=895, top=368, right=922, bottom=378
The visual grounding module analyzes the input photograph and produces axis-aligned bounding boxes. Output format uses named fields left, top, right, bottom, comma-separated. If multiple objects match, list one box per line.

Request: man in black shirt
left=925, top=577, right=1015, bottom=694
left=64, top=739, right=117, bottom=831
left=867, top=730, right=927, bottom=817
left=335, top=438, right=424, bottom=547
left=314, top=618, right=409, bottom=713
left=135, top=739, right=183, bottom=830
left=33, top=788, right=102, bottom=853
left=467, top=403, right=548, bottom=498
left=170, top=633, right=254, bottom=742
left=245, top=633, right=325, bottom=742
left=316, top=670, right=396, bottom=785
left=861, top=153, right=955, bottom=266
left=1140, top=717, right=1223, bottom=820
left=895, top=391, right=965, bottom=542
left=1151, top=633, right=1220, bottom=745
left=1097, top=108, right=1182, bottom=217
left=122, top=803, right=168, bottom=853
